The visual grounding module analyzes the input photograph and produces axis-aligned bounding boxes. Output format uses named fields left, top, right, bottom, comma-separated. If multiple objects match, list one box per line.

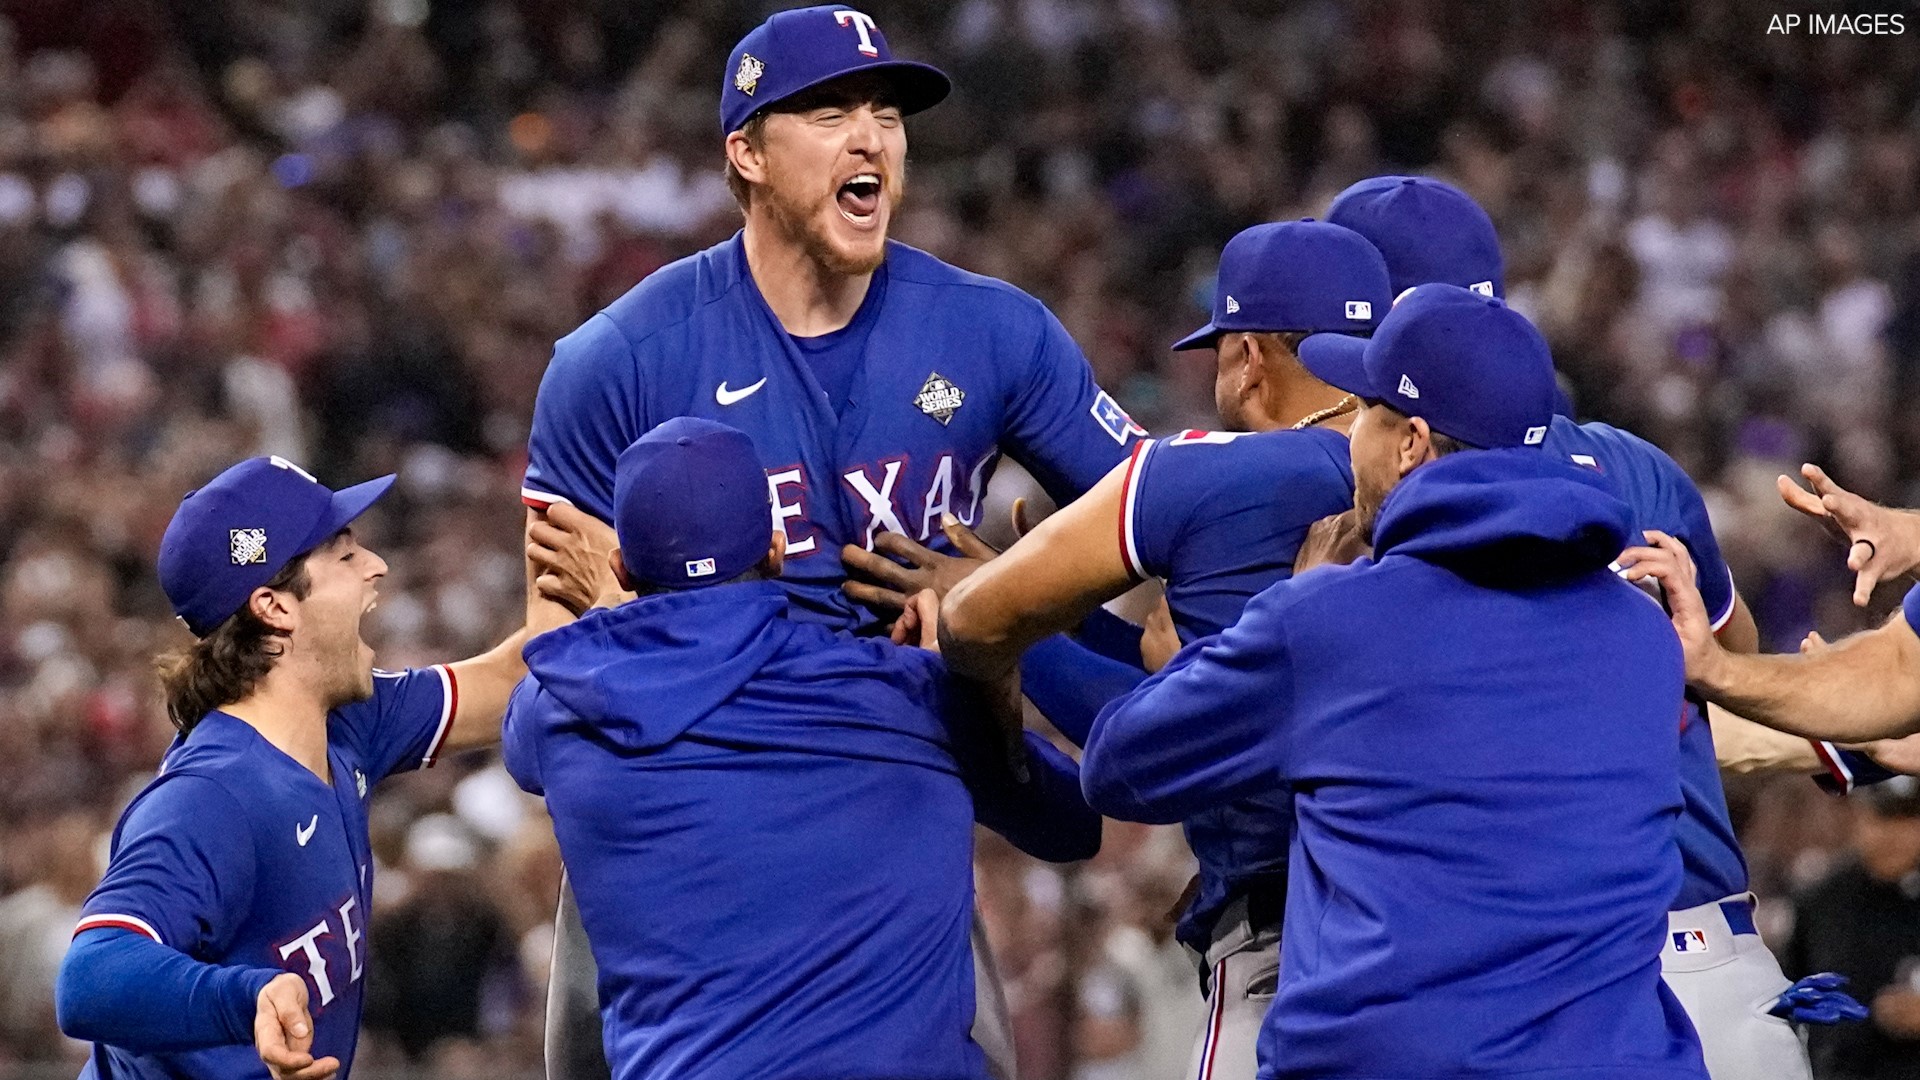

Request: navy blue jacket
left=503, top=581, right=1097, bottom=1080
left=1085, top=449, right=1705, bottom=1080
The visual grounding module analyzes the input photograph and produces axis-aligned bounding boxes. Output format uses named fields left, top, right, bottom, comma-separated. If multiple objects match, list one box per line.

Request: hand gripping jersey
left=524, top=233, right=1142, bottom=628
left=74, top=667, right=455, bottom=1080
left=1540, top=416, right=1745, bottom=910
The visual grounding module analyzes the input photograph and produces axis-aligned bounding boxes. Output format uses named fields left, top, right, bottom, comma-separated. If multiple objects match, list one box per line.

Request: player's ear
left=1237, top=334, right=1267, bottom=395
left=726, top=129, right=768, bottom=187
left=1402, top=415, right=1437, bottom=476
left=249, top=586, right=298, bottom=635
left=764, top=529, right=788, bottom=578
left=609, top=549, right=634, bottom=593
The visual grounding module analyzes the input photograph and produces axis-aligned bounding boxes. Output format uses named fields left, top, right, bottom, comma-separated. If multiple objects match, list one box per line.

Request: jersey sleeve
left=1000, top=306, right=1142, bottom=503
left=1081, top=584, right=1299, bottom=824
left=1655, top=450, right=1736, bottom=630
left=330, top=665, right=456, bottom=785
left=523, top=313, right=642, bottom=521
left=501, top=678, right=545, bottom=798
left=77, top=775, right=258, bottom=956
left=1118, top=431, right=1251, bottom=581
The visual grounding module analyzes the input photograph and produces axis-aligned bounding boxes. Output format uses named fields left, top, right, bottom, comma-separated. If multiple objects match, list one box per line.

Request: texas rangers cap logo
left=735, top=54, right=764, bottom=95
left=913, top=372, right=966, bottom=425
left=229, top=528, right=268, bottom=565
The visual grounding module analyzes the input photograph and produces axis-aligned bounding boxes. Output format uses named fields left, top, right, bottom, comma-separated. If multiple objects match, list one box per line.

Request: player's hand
left=891, top=589, right=941, bottom=651
left=255, top=973, right=339, bottom=1080
left=1618, top=530, right=1725, bottom=686
left=1294, top=509, right=1370, bottom=575
left=529, top=504, right=627, bottom=615
left=1139, top=597, right=1180, bottom=673
left=1779, top=463, right=1920, bottom=607
left=841, top=513, right=999, bottom=611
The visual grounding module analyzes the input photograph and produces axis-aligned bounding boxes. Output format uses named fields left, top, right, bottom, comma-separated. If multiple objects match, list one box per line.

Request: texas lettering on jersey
left=772, top=451, right=995, bottom=555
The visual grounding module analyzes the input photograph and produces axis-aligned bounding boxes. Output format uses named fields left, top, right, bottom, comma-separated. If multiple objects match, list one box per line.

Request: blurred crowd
left=1, top=0, right=1919, bottom=1076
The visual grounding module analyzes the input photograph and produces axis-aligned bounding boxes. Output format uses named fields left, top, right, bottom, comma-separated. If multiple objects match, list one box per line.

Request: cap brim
left=1171, top=322, right=1222, bottom=351
left=1297, top=333, right=1374, bottom=398
left=301, top=474, right=396, bottom=553
left=745, top=60, right=952, bottom=129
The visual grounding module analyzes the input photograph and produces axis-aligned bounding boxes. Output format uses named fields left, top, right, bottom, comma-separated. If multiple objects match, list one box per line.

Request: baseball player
left=1086, top=285, right=1709, bottom=1079
left=503, top=418, right=1099, bottom=1080
left=520, top=8, right=1142, bottom=1077
left=52, top=457, right=608, bottom=1080
left=1320, top=175, right=1867, bottom=1080
left=939, top=218, right=1393, bottom=1080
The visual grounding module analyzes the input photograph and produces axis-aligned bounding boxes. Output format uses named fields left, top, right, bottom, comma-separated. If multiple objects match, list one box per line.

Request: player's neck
left=1252, top=378, right=1356, bottom=436
left=223, top=665, right=333, bottom=783
left=741, top=217, right=874, bottom=336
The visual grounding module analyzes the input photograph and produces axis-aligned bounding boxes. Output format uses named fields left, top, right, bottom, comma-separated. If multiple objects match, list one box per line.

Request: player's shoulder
left=881, top=241, right=1054, bottom=318
left=588, top=233, right=752, bottom=352
left=115, top=759, right=257, bottom=841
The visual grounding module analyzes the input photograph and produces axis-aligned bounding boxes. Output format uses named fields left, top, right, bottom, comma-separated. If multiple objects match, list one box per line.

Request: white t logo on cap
left=1398, top=374, right=1420, bottom=399
left=268, top=456, right=317, bottom=483
left=834, top=11, right=880, bottom=56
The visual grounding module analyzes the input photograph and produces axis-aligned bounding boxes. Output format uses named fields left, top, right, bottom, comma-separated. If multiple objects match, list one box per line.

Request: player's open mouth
left=837, top=173, right=882, bottom=226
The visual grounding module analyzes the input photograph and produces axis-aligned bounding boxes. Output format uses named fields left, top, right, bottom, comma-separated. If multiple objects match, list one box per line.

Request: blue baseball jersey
left=1542, top=416, right=1745, bottom=909
left=524, top=232, right=1142, bottom=629
left=74, top=667, right=455, bottom=1080
left=1114, top=425, right=1354, bottom=949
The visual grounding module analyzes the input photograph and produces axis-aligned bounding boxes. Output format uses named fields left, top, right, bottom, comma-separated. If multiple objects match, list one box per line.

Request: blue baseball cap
left=1297, top=284, right=1556, bottom=450
left=1172, top=220, right=1393, bottom=351
left=721, top=6, right=951, bottom=136
left=1325, top=176, right=1504, bottom=300
left=159, top=458, right=394, bottom=637
left=615, top=418, right=773, bottom=589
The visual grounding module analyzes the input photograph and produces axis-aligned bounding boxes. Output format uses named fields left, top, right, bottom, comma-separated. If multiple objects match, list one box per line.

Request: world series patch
left=230, top=528, right=268, bottom=565
left=913, top=372, right=966, bottom=425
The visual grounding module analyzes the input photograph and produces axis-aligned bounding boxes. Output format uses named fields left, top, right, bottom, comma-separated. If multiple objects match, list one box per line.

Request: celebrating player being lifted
left=53, top=457, right=609, bottom=1080
left=520, top=6, right=1143, bottom=1077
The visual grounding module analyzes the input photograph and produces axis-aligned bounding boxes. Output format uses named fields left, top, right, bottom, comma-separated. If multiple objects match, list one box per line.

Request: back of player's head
left=159, top=457, right=393, bottom=638
left=1298, top=284, right=1556, bottom=450
left=1172, top=220, right=1392, bottom=352
left=615, top=418, right=773, bottom=590
left=721, top=6, right=950, bottom=136
left=1326, top=176, right=1504, bottom=300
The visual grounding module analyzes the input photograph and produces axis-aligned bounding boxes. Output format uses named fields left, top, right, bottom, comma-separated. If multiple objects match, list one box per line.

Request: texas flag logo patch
left=1671, top=929, right=1708, bottom=954
left=1092, top=391, right=1148, bottom=444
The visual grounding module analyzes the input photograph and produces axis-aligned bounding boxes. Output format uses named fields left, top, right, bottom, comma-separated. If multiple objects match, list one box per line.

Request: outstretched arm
left=438, top=504, right=623, bottom=755
left=1624, top=531, right=1920, bottom=741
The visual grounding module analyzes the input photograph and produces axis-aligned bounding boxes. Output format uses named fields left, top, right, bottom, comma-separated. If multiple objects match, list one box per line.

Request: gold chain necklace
left=1290, top=394, right=1357, bottom=431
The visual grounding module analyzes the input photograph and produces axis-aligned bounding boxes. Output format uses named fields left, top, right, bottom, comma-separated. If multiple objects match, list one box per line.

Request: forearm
left=972, top=733, right=1102, bottom=863
left=57, top=929, right=276, bottom=1053
left=1020, top=633, right=1146, bottom=748
left=1695, top=624, right=1920, bottom=742
left=441, top=628, right=530, bottom=753
left=1708, top=704, right=1822, bottom=775
left=942, top=572, right=1100, bottom=683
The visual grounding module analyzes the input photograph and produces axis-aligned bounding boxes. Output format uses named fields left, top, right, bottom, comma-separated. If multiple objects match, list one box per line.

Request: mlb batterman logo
left=1345, top=300, right=1373, bottom=321
left=1671, top=929, right=1708, bottom=954
left=229, top=528, right=268, bottom=566
left=734, top=54, right=764, bottom=95
left=686, top=557, right=717, bottom=578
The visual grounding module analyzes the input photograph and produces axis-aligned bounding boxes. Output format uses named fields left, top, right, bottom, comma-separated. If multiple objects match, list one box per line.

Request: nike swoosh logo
left=715, top=377, right=768, bottom=406
left=296, top=815, right=318, bottom=847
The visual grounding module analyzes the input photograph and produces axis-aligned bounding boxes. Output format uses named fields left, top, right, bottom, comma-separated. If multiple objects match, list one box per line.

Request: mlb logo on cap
left=687, top=558, right=718, bottom=578
left=1346, top=301, right=1373, bottom=320
left=1671, top=929, right=1709, bottom=954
